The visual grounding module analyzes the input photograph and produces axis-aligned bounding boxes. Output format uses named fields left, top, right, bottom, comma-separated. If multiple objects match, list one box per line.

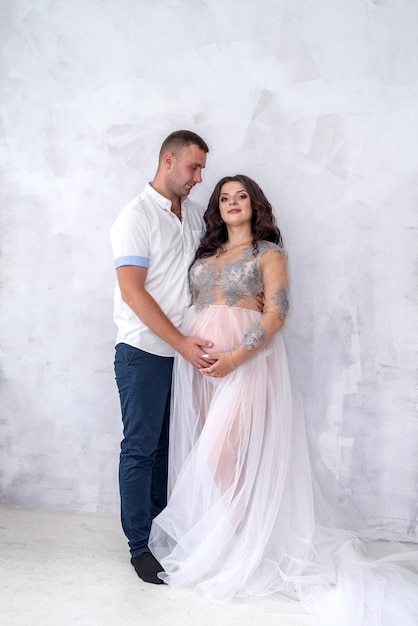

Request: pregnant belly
left=181, top=304, right=262, bottom=353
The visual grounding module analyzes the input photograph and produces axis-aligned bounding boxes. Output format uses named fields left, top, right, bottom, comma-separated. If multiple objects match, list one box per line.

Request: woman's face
left=218, top=181, right=253, bottom=227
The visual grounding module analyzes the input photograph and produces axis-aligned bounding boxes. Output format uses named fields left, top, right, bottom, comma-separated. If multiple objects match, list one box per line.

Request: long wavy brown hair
left=194, top=175, right=283, bottom=261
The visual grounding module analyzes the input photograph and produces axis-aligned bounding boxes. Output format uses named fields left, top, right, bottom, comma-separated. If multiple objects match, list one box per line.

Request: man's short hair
left=159, top=130, right=209, bottom=161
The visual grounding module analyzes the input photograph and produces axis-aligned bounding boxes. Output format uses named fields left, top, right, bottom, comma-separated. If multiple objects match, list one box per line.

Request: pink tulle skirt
left=149, top=305, right=418, bottom=625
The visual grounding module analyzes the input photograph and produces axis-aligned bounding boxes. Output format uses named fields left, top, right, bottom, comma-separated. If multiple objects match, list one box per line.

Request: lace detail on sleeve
left=271, top=284, right=290, bottom=319
left=257, top=240, right=287, bottom=257
left=241, top=324, right=265, bottom=350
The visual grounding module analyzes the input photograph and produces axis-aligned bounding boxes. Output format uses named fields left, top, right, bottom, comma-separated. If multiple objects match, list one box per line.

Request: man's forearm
left=122, top=288, right=186, bottom=351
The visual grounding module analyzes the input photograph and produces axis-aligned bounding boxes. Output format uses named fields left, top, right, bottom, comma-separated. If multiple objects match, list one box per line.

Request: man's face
left=168, top=143, right=207, bottom=197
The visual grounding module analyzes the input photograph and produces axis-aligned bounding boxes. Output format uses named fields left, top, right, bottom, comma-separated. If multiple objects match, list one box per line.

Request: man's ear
left=161, top=151, right=174, bottom=169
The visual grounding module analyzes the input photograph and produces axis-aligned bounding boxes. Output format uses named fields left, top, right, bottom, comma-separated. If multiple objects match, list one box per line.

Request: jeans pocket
left=115, top=343, right=139, bottom=368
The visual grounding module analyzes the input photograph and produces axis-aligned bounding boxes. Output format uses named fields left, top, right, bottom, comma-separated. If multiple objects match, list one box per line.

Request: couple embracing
left=110, top=130, right=418, bottom=625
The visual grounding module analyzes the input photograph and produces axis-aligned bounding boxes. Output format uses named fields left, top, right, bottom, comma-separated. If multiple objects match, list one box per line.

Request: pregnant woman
left=149, top=174, right=418, bottom=626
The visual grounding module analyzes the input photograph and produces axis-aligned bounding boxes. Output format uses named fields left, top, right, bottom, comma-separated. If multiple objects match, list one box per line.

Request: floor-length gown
left=149, top=241, right=418, bottom=625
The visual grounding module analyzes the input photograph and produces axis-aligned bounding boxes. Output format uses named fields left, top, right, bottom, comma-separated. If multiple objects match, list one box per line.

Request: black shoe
left=131, top=552, right=165, bottom=585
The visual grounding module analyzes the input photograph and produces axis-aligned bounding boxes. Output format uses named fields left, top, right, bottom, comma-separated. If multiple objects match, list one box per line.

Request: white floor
left=0, top=505, right=312, bottom=626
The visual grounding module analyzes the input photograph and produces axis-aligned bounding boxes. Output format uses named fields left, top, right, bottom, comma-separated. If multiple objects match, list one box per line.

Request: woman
left=149, top=175, right=418, bottom=624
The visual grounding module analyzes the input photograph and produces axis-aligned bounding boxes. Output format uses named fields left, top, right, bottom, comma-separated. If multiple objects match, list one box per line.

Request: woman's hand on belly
left=200, top=350, right=236, bottom=379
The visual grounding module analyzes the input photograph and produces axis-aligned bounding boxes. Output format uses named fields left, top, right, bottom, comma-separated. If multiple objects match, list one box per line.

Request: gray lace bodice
left=190, top=241, right=284, bottom=311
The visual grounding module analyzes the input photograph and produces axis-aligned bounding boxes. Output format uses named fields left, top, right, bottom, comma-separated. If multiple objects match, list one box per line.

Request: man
left=110, top=130, right=213, bottom=584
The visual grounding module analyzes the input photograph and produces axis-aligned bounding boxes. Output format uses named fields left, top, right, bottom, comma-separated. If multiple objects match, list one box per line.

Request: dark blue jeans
left=114, top=343, right=173, bottom=557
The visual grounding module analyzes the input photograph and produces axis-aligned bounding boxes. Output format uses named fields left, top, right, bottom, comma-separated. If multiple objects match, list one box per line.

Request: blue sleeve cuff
left=114, top=255, right=149, bottom=269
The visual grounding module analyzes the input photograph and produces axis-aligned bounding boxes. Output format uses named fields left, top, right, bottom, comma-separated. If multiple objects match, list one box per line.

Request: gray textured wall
left=1, top=0, right=417, bottom=537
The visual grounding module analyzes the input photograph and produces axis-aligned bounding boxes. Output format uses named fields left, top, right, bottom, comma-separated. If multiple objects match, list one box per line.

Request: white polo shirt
left=110, top=183, right=205, bottom=357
